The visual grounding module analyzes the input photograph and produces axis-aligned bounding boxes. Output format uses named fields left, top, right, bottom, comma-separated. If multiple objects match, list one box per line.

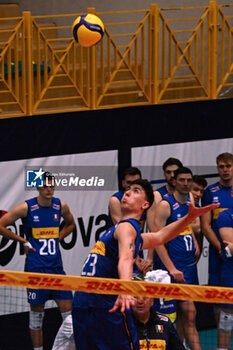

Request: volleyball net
left=1, top=270, right=233, bottom=349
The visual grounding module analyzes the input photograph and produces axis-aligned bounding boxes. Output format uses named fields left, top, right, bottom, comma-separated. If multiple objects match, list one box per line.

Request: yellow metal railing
left=0, top=1, right=233, bottom=118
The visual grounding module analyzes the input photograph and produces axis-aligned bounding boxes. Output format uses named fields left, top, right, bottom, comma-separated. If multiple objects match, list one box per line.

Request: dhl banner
left=1, top=270, right=233, bottom=305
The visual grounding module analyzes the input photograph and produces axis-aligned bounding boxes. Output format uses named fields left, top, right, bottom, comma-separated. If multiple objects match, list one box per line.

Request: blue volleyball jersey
left=152, top=298, right=177, bottom=324
left=217, top=208, right=233, bottom=272
left=165, top=195, right=196, bottom=268
left=73, top=218, right=142, bottom=308
left=202, top=182, right=233, bottom=240
left=23, top=197, right=63, bottom=271
left=156, top=185, right=170, bottom=200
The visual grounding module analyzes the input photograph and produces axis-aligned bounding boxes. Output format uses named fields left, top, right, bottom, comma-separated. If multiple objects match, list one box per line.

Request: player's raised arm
left=141, top=202, right=219, bottom=249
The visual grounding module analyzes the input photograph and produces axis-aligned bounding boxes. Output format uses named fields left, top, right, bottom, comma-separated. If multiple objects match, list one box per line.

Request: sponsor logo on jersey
left=30, top=204, right=39, bottom=211
left=213, top=196, right=219, bottom=203
left=213, top=208, right=227, bottom=220
left=179, top=224, right=192, bottom=236
left=91, top=241, right=106, bottom=256
left=211, top=186, right=220, bottom=192
left=164, top=193, right=169, bottom=198
left=157, top=314, right=168, bottom=322
left=173, top=202, right=179, bottom=210
left=53, top=204, right=60, bottom=210
left=139, top=339, right=166, bottom=349
left=32, top=227, right=59, bottom=238
left=33, top=215, right=39, bottom=222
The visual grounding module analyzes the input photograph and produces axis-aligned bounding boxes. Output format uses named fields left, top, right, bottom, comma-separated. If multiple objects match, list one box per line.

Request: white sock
left=61, top=310, right=71, bottom=321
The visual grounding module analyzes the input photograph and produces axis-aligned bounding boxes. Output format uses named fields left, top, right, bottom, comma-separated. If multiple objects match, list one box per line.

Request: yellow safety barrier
left=0, top=1, right=233, bottom=118
left=1, top=270, right=233, bottom=304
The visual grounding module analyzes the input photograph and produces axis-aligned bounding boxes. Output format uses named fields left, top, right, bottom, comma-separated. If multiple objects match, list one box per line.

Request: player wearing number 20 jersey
left=23, top=197, right=63, bottom=271
left=23, top=196, right=72, bottom=304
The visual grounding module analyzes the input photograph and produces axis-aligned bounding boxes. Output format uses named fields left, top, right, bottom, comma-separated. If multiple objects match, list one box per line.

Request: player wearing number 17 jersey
left=0, top=172, right=75, bottom=350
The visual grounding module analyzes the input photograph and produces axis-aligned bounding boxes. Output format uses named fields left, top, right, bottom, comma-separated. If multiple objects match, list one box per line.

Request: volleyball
left=72, top=14, right=104, bottom=47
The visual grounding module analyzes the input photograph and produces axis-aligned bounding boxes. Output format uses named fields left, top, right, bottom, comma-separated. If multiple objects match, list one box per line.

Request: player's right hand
left=109, top=295, right=136, bottom=313
left=24, top=241, right=36, bottom=251
left=169, top=267, right=185, bottom=282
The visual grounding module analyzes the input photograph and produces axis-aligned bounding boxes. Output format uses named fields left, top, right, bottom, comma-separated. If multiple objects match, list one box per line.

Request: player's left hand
left=187, top=202, right=220, bottom=221
left=109, top=295, right=135, bottom=313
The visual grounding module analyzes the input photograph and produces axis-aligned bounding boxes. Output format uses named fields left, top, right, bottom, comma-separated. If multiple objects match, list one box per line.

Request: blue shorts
left=72, top=307, right=139, bottom=350
left=26, top=266, right=73, bottom=304
left=182, top=263, right=199, bottom=285
left=174, top=264, right=198, bottom=304
left=27, top=287, right=72, bottom=304
left=171, top=263, right=199, bottom=285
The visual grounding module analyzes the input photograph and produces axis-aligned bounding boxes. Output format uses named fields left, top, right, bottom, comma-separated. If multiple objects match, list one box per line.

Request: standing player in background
left=147, top=158, right=183, bottom=268
left=190, top=175, right=208, bottom=255
left=147, top=167, right=201, bottom=350
left=202, top=152, right=233, bottom=326
left=108, top=167, right=151, bottom=274
left=217, top=208, right=233, bottom=350
left=72, top=178, right=217, bottom=350
left=0, top=172, right=75, bottom=350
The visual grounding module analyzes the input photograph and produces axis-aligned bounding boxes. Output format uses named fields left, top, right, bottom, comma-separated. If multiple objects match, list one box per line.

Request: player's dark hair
left=174, top=167, right=193, bottom=179
left=216, top=152, right=233, bottom=164
left=162, top=158, right=183, bottom=171
left=124, top=167, right=142, bottom=178
left=192, top=175, right=207, bottom=188
left=131, top=178, right=154, bottom=208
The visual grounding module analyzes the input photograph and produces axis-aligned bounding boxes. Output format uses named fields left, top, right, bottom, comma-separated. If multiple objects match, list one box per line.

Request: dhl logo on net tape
left=1, top=270, right=233, bottom=304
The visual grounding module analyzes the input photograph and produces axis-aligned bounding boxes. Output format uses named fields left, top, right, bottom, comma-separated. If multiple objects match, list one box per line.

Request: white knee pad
left=29, top=310, right=44, bottom=330
left=218, top=310, right=233, bottom=332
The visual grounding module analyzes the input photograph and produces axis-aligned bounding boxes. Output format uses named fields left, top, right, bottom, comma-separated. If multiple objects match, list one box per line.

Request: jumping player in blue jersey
left=0, top=172, right=75, bottom=350
left=72, top=178, right=218, bottom=350
left=108, top=167, right=151, bottom=274
left=147, top=167, right=201, bottom=350
left=202, top=152, right=233, bottom=328
left=217, top=208, right=233, bottom=350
